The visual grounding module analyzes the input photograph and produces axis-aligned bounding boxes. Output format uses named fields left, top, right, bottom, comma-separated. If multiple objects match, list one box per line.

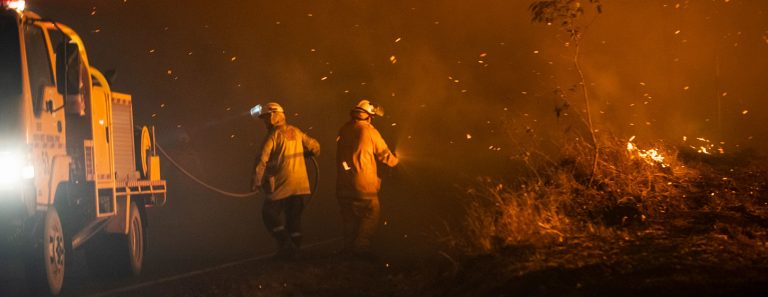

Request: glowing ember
left=685, top=137, right=725, bottom=155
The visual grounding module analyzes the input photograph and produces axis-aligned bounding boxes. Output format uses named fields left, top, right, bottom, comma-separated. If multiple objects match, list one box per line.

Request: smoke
left=29, top=0, right=768, bottom=259
left=34, top=0, right=766, bottom=189
left=539, top=0, right=768, bottom=150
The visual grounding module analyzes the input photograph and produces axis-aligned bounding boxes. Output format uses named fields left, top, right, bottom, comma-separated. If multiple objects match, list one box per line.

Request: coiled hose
left=156, top=144, right=319, bottom=202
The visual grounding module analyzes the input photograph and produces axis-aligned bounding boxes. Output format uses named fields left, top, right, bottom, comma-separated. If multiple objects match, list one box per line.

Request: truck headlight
left=0, top=151, right=34, bottom=185
left=1, top=0, right=26, bottom=12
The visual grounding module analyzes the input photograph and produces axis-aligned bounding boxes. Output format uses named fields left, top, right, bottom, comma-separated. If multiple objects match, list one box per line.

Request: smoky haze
left=34, top=0, right=768, bottom=172
left=30, top=0, right=768, bottom=262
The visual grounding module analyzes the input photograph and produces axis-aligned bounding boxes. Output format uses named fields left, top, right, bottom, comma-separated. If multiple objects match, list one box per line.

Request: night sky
left=29, top=0, right=768, bottom=196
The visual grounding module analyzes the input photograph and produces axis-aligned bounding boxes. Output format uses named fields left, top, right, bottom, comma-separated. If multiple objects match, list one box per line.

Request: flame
left=627, top=136, right=669, bottom=168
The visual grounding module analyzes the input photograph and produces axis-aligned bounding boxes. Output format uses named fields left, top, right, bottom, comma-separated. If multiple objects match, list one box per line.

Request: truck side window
left=24, top=24, right=54, bottom=117
left=78, top=56, right=90, bottom=100
left=0, top=14, right=22, bottom=99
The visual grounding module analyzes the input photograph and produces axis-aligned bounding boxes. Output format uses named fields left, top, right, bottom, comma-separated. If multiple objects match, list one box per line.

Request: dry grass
left=455, top=179, right=574, bottom=254
left=432, top=132, right=768, bottom=296
left=443, top=134, right=705, bottom=255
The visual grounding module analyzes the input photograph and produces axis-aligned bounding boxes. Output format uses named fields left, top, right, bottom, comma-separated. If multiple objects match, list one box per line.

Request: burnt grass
left=132, top=150, right=768, bottom=297
left=434, top=150, right=768, bottom=297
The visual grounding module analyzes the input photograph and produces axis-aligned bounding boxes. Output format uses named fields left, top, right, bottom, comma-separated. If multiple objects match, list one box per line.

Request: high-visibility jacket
left=336, top=119, right=398, bottom=198
left=253, top=124, right=320, bottom=200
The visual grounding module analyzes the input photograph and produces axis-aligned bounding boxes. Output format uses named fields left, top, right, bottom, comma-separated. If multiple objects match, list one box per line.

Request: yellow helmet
left=353, top=99, right=384, bottom=117
left=250, top=102, right=284, bottom=118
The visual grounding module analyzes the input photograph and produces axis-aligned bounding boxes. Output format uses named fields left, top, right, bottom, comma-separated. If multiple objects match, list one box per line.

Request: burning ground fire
left=627, top=135, right=728, bottom=169
left=626, top=136, right=669, bottom=168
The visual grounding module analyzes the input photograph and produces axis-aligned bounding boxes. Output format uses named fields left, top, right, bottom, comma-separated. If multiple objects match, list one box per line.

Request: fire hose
left=155, top=143, right=320, bottom=201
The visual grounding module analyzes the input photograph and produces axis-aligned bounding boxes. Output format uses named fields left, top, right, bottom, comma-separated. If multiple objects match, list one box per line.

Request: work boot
left=274, top=230, right=298, bottom=260
left=276, top=239, right=298, bottom=260
left=270, top=230, right=295, bottom=260
left=290, top=233, right=302, bottom=249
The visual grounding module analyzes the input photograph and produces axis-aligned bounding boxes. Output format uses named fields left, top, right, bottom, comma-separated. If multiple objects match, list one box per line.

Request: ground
left=111, top=152, right=768, bottom=297
left=113, top=226, right=768, bottom=297
left=119, top=248, right=408, bottom=297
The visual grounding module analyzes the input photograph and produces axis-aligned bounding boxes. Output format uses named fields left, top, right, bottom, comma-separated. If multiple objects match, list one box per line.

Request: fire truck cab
left=0, top=1, right=166, bottom=295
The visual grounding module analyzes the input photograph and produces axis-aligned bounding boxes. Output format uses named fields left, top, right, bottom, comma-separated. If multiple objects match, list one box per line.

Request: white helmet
left=250, top=102, right=284, bottom=118
left=353, top=99, right=384, bottom=117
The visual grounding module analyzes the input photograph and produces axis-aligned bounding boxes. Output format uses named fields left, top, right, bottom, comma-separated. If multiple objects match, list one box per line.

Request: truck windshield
left=0, top=11, right=21, bottom=101
left=0, top=10, right=22, bottom=140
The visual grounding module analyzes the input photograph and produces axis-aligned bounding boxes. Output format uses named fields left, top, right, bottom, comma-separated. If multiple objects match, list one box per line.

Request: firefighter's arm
left=371, top=128, right=399, bottom=167
left=301, top=130, right=321, bottom=157
left=252, top=136, right=275, bottom=191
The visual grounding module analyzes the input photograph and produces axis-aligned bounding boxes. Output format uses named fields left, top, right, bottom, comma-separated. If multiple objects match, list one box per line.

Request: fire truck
left=0, top=1, right=166, bottom=295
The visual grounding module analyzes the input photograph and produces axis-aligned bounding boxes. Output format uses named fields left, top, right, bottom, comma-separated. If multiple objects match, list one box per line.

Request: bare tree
left=529, top=0, right=602, bottom=185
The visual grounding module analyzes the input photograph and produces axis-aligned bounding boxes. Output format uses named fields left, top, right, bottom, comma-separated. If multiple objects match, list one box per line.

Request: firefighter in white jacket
left=252, top=102, right=320, bottom=258
left=336, top=100, right=399, bottom=256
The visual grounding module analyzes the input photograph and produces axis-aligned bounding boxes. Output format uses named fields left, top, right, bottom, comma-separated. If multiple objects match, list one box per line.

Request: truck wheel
left=26, top=207, right=66, bottom=295
left=125, top=202, right=144, bottom=275
left=85, top=202, right=144, bottom=277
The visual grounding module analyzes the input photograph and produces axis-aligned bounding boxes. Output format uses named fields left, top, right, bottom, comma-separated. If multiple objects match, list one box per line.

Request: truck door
left=90, top=83, right=116, bottom=217
left=23, top=21, right=66, bottom=206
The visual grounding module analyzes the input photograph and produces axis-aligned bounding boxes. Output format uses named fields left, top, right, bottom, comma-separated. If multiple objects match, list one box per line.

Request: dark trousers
left=337, top=195, right=380, bottom=251
left=262, top=195, right=307, bottom=247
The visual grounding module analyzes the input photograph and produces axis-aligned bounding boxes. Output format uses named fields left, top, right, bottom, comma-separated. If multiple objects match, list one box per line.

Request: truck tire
left=26, top=207, right=66, bottom=295
left=125, top=202, right=145, bottom=275
left=85, top=202, right=145, bottom=277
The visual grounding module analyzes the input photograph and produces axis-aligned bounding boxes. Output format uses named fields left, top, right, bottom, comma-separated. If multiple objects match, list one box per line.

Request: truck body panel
left=1, top=5, right=167, bottom=293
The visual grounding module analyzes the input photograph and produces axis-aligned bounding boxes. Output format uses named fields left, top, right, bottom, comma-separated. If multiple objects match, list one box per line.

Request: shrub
left=444, top=134, right=700, bottom=255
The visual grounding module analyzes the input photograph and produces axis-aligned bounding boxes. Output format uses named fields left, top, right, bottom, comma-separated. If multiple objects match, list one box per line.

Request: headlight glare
left=0, top=151, right=34, bottom=184
left=21, top=164, right=34, bottom=179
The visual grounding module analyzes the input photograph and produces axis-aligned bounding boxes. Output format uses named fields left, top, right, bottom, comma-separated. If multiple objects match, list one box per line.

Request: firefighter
left=251, top=102, right=320, bottom=259
left=336, top=99, right=399, bottom=257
